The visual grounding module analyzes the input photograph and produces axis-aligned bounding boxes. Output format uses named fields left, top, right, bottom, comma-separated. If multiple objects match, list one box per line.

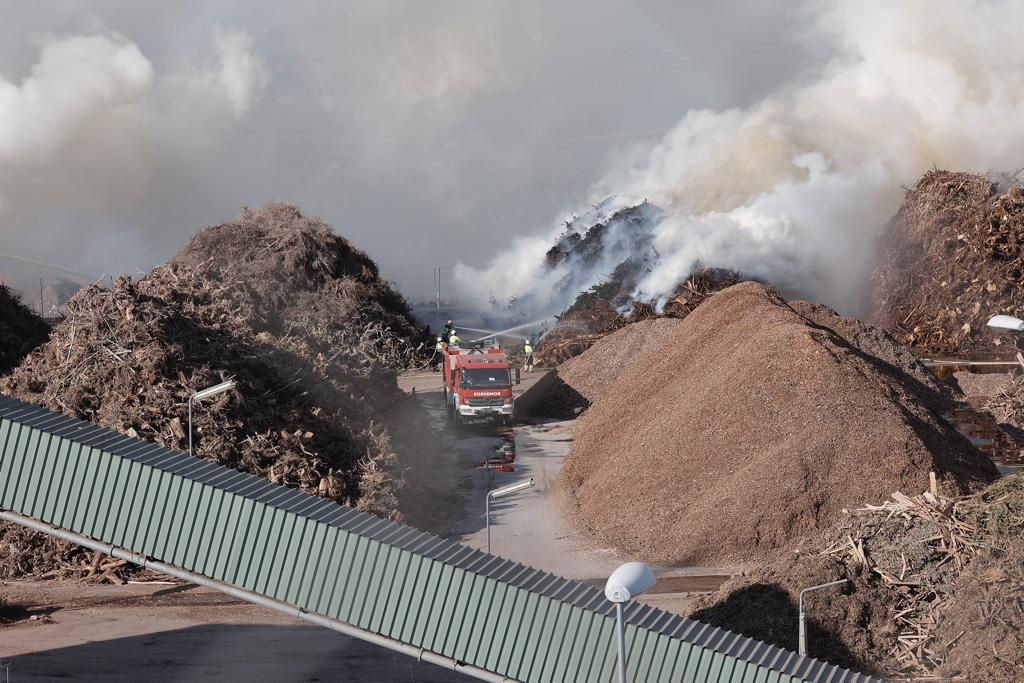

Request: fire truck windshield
left=461, top=368, right=511, bottom=388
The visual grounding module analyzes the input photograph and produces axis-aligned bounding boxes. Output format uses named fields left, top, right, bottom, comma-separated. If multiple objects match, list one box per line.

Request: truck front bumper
left=458, top=405, right=513, bottom=418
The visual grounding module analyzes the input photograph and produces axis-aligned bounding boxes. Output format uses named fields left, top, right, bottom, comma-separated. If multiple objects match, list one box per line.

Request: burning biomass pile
left=0, top=203, right=427, bottom=578
left=497, top=199, right=746, bottom=366
left=691, top=476, right=1024, bottom=680
left=0, top=284, right=50, bottom=375
left=559, top=282, right=997, bottom=566
left=536, top=266, right=741, bottom=366
left=873, top=170, right=1024, bottom=355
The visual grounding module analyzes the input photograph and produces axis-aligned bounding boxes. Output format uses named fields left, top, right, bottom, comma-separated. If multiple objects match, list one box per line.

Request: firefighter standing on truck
left=449, top=329, right=460, bottom=346
left=442, top=319, right=454, bottom=341
left=523, top=338, right=534, bottom=372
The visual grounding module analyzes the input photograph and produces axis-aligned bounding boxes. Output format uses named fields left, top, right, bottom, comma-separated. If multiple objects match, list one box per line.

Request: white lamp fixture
left=605, top=562, right=657, bottom=683
left=485, top=479, right=534, bottom=554
left=987, top=314, right=1024, bottom=332
left=188, top=380, right=237, bottom=457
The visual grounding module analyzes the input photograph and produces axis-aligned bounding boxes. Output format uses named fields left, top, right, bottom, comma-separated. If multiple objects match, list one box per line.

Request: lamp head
left=988, top=314, right=1024, bottom=332
left=604, top=562, right=656, bottom=603
left=488, top=478, right=534, bottom=500
left=192, top=379, right=237, bottom=401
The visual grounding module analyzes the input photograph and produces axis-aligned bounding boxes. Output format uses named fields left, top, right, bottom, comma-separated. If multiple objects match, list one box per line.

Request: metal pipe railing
left=798, top=578, right=849, bottom=657
left=0, top=509, right=512, bottom=683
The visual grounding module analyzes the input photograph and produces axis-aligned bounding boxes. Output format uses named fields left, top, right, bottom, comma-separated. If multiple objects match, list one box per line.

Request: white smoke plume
left=0, top=28, right=267, bottom=286
left=456, top=0, right=1024, bottom=316
left=0, top=34, right=152, bottom=163
left=173, top=29, right=270, bottom=118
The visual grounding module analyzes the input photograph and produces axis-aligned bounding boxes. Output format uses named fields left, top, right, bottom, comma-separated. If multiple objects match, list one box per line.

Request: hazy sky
left=0, top=1, right=816, bottom=298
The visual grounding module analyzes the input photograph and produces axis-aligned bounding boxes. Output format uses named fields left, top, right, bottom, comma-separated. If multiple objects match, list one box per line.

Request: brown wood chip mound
left=559, top=282, right=998, bottom=566
left=872, top=169, right=1024, bottom=355
left=516, top=318, right=684, bottom=420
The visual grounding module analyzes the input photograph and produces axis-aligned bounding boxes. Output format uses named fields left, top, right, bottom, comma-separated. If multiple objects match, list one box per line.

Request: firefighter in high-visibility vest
left=442, top=320, right=454, bottom=341
left=449, top=330, right=460, bottom=346
left=432, top=336, right=444, bottom=372
left=523, top=338, right=534, bottom=372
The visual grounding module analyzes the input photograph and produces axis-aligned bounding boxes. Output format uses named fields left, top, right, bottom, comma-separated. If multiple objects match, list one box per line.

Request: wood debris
left=0, top=203, right=425, bottom=580
left=873, top=170, right=1024, bottom=355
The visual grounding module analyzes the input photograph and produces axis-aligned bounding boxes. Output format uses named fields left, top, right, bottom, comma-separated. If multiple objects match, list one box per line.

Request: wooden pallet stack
left=945, top=406, right=1024, bottom=466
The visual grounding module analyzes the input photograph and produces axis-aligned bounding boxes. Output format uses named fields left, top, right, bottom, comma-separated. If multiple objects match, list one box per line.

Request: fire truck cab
left=442, top=342, right=514, bottom=425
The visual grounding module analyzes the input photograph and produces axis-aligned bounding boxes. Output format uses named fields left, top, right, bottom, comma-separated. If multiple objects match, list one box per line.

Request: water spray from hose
left=468, top=317, right=555, bottom=343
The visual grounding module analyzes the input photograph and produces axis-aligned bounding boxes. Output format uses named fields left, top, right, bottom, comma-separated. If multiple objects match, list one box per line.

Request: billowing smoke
left=0, top=27, right=267, bottom=292
left=456, top=0, right=1024, bottom=316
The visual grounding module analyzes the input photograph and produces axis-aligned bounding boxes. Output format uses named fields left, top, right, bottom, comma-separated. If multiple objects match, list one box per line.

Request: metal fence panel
left=0, top=396, right=878, bottom=683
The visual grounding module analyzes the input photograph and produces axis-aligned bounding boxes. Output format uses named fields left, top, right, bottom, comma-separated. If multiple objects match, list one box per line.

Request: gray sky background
left=0, top=1, right=819, bottom=299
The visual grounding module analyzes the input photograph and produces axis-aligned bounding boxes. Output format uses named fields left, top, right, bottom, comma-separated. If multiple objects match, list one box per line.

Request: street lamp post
left=485, top=478, right=534, bottom=554
left=188, top=379, right=237, bottom=457
left=798, top=578, right=848, bottom=657
left=605, top=562, right=656, bottom=683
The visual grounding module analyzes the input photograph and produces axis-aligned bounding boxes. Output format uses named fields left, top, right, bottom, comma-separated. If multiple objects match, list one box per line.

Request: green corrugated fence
left=0, top=395, right=876, bottom=682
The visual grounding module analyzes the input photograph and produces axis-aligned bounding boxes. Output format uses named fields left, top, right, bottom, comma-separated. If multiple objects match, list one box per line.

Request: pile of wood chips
left=873, top=170, right=1024, bottom=355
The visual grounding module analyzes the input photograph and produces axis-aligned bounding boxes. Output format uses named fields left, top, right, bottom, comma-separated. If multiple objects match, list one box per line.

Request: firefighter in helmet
left=432, top=336, right=445, bottom=372
left=523, top=338, right=534, bottom=372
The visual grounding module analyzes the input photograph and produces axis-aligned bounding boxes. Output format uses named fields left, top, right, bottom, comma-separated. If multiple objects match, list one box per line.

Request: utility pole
left=39, top=278, right=44, bottom=316
left=436, top=267, right=441, bottom=310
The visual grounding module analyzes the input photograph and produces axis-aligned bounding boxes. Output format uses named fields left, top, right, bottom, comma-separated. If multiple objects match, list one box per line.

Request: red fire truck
left=441, top=341, right=515, bottom=425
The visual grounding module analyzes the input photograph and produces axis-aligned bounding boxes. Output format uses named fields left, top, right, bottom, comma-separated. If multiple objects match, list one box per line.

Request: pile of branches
left=0, top=203, right=427, bottom=578
left=169, top=202, right=423, bottom=368
left=0, top=284, right=50, bottom=375
left=821, top=490, right=988, bottom=675
left=872, top=170, right=1024, bottom=354
left=694, top=476, right=1024, bottom=679
left=536, top=267, right=740, bottom=366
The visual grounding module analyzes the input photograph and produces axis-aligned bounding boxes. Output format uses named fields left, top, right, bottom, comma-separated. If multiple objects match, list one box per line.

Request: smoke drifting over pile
left=0, top=21, right=267, bottom=293
left=457, top=0, right=1024, bottom=316
left=0, top=2, right=815, bottom=300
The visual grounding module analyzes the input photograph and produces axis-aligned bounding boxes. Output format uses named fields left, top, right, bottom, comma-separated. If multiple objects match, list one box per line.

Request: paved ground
left=0, top=581, right=468, bottom=682
left=396, top=369, right=732, bottom=614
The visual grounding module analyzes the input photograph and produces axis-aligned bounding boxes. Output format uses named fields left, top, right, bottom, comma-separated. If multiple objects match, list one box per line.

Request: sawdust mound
left=872, top=170, right=1024, bottom=355
left=560, top=282, right=997, bottom=566
left=0, top=284, right=50, bottom=375
left=790, top=300, right=952, bottom=397
left=692, top=475, right=1024, bottom=680
left=517, top=318, right=684, bottom=420
left=0, top=203, right=429, bottom=578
